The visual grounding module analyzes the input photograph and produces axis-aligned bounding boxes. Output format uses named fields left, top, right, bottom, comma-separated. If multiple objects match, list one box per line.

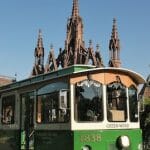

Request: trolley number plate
left=80, top=134, right=101, bottom=142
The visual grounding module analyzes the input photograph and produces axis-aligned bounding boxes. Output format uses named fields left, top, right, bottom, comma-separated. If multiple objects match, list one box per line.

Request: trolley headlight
left=82, top=145, right=91, bottom=150
left=117, top=135, right=130, bottom=148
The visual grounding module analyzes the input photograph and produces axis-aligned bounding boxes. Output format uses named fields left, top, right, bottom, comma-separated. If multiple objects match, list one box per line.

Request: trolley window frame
left=74, top=79, right=104, bottom=123
left=36, top=90, right=70, bottom=124
left=106, top=81, right=128, bottom=122
left=0, top=91, right=20, bottom=130
left=128, top=85, right=139, bottom=122
left=34, top=81, right=71, bottom=130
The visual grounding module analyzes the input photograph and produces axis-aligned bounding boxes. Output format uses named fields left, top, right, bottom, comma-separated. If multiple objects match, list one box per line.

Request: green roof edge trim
left=0, top=65, right=95, bottom=92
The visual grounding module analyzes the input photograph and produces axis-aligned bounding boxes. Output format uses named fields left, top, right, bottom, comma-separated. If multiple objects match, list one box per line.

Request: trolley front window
left=107, top=82, right=127, bottom=122
left=75, top=80, right=103, bottom=122
left=1, top=95, right=15, bottom=124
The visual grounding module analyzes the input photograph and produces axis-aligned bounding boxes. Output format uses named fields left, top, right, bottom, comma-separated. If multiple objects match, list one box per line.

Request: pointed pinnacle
left=37, top=29, right=43, bottom=48
left=38, top=29, right=42, bottom=39
left=89, top=39, right=93, bottom=48
left=112, top=18, right=118, bottom=40
left=50, top=44, right=54, bottom=51
left=109, top=18, right=120, bottom=51
left=72, top=0, right=79, bottom=18
left=96, top=44, right=100, bottom=51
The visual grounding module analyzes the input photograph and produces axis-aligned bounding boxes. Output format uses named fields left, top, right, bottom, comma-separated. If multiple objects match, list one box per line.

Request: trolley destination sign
left=106, top=123, right=130, bottom=128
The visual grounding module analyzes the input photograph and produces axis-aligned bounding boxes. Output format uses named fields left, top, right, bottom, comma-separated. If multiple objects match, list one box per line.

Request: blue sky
left=0, top=0, right=150, bottom=81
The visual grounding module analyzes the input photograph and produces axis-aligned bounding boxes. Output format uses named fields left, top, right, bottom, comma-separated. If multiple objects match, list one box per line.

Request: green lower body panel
left=74, top=129, right=142, bottom=150
left=0, top=130, right=20, bottom=150
left=34, top=130, right=73, bottom=150
left=0, top=129, right=142, bottom=150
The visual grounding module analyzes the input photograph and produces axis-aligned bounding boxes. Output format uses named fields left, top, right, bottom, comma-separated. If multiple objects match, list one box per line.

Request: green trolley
left=0, top=65, right=145, bottom=150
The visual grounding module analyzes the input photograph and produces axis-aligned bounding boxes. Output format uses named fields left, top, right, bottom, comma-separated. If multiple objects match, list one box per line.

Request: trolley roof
left=0, top=65, right=145, bottom=92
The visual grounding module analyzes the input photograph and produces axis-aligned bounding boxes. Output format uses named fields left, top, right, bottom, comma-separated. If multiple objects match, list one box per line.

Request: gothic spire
left=45, top=44, right=57, bottom=73
left=37, top=29, right=43, bottom=48
left=72, top=0, right=79, bottom=18
left=31, top=29, right=45, bottom=76
left=95, top=44, right=104, bottom=67
left=63, top=0, right=86, bottom=67
left=109, top=18, right=121, bottom=68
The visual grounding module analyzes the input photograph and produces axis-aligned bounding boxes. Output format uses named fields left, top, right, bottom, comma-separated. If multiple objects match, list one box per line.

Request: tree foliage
left=140, top=98, right=150, bottom=148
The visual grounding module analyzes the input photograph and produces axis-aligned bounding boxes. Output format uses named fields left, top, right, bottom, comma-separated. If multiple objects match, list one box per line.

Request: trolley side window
left=36, top=82, right=69, bottom=124
left=1, top=95, right=15, bottom=124
left=107, top=82, right=127, bottom=122
left=128, top=86, right=138, bottom=122
left=75, top=80, right=103, bottom=122
left=37, top=91, right=69, bottom=123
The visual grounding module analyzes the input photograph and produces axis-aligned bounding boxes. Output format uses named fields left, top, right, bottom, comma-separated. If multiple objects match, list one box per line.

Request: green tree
left=140, top=98, right=150, bottom=149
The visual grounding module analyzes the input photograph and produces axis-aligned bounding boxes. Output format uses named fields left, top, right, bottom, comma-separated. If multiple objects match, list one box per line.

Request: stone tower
left=64, top=0, right=86, bottom=66
left=31, top=0, right=105, bottom=75
left=59, top=0, right=103, bottom=68
left=109, top=18, right=121, bottom=68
